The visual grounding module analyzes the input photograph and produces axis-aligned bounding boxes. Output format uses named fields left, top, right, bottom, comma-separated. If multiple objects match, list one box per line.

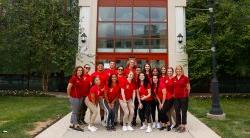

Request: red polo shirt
left=173, top=75, right=190, bottom=98
left=79, top=74, right=92, bottom=97
left=124, top=67, right=136, bottom=76
left=153, top=82, right=166, bottom=100
left=138, top=84, right=152, bottom=101
left=68, top=75, right=82, bottom=98
left=165, top=77, right=174, bottom=100
left=104, top=84, right=120, bottom=102
left=88, top=85, right=102, bottom=103
left=104, top=68, right=118, bottom=77
left=159, top=75, right=167, bottom=84
left=118, top=75, right=126, bottom=87
left=91, top=71, right=108, bottom=89
left=119, top=79, right=135, bottom=101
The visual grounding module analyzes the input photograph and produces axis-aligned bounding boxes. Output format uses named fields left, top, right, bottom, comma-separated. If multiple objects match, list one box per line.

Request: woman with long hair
left=173, top=65, right=191, bottom=133
left=85, top=77, right=102, bottom=132
left=67, top=66, right=84, bottom=131
left=119, top=71, right=136, bottom=131
left=137, top=72, right=153, bottom=133
left=103, top=74, right=120, bottom=131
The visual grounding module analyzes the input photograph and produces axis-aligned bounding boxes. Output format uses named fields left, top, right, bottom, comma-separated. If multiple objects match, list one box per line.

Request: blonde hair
left=175, top=65, right=184, bottom=75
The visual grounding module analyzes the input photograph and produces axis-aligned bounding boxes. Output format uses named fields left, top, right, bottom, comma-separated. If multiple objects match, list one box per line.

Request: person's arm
left=90, top=92, right=97, bottom=106
left=187, top=83, right=191, bottom=95
left=137, top=89, right=143, bottom=109
left=132, top=89, right=136, bottom=103
left=121, top=88, right=126, bottom=102
left=161, top=88, right=166, bottom=106
left=141, top=88, right=151, bottom=100
left=104, top=90, right=110, bottom=103
left=67, top=83, right=73, bottom=98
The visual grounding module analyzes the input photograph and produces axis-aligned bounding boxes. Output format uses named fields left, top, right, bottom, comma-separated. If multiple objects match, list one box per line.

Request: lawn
left=0, top=96, right=70, bottom=138
left=189, top=97, right=250, bottom=138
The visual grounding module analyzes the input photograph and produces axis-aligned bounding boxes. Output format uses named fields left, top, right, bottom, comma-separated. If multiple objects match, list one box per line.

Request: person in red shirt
left=132, top=66, right=142, bottom=126
left=104, top=61, right=118, bottom=77
left=78, top=64, right=92, bottom=125
left=143, top=63, right=152, bottom=82
left=137, top=72, right=153, bottom=133
left=124, top=59, right=136, bottom=76
left=117, top=66, right=126, bottom=126
left=91, top=62, right=107, bottom=126
left=85, top=77, right=102, bottom=132
left=102, top=74, right=120, bottom=131
left=119, top=71, right=136, bottom=131
left=160, top=66, right=167, bottom=83
left=173, top=65, right=191, bottom=133
left=67, top=66, right=84, bottom=131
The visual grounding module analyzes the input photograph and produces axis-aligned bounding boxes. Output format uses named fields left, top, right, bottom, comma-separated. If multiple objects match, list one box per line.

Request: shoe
left=88, top=126, right=97, bottom=132
left=127, top=125, right=134, bottom=131
left=122, top=126, right=128, bottom=131
left=114, top=122, right=118, bottom=126
left=159, top=126, right=166, bottom=131
left=106, top=126, right=111, bottom=131
left=146, top=126, right=152, bottom=133
left=120, top=122, right=123, bottom=126
left=166, top=125, right=171, bottom=131
left=156, top=122, right=161, bottom=129
left=69, top=125, right=84, bottom=132
left=102, top=120, right=107, bottom=127
left=111, top=126, right=116, bottom=131
left=178, top=127, right=186, bottom=133
left=140, top=123, right=147, bottom=130
left=78, top=120, right=87, bottom=125
left=152, top=122, right=156, bottom=128
left=132, top=121, right=136, bottom=126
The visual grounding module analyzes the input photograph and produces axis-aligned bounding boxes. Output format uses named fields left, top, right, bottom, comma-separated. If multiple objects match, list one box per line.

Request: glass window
left=116, top=7, right=132, bottom=21
left=151, top=39, right=167, bottom=49
left=134, top=39, right=150, bottom=49
left=133, top=7, right=149, bottom=21
left=98, top=23, right=114, bottom=38
left=149, top=60, right=165, bottom=68
left=150, top=7, right=166, bottom=22
left=98, top=39, right=114, bottom=48
left=133, top=23, right=149, bottom=38
left=116, top=39, right=132, bottom=49
left=116, top=23, right=132, bottom=38
left=150, top=23, right=167, bottom=38
left=99, top=7, right=115, bottom=21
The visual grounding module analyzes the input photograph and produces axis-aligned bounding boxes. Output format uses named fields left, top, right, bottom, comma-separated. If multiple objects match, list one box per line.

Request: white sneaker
left=92, top=126, right=98, bottom=130
left=101, top=120, right=107, bottom=127
left=146, top=126, right=152, bottom=133
left=88, top=126, right=97, bottom=132
left=152, top=122, right=156, bottom=128
left=140, top=123, right=147, bottom=130
left=156, top=122, right=161, bottom=129
left=122, top=126, right=128, bottom=131
left=127, top=125, right=134, bottom=131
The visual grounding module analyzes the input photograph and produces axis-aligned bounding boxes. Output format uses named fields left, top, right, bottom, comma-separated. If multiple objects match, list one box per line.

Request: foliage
left=0, top=0, right=79, bottom=91
left=0, top=90, right=54, bottom=97
left=186, top=0, right=250, bottom=82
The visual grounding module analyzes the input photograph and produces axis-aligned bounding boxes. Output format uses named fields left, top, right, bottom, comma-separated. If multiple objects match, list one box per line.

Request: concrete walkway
left=36, top=108, right=220, bottom=138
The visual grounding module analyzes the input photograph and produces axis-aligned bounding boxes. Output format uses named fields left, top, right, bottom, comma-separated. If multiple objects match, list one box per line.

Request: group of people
left=67, top=59, right=190, bottom=133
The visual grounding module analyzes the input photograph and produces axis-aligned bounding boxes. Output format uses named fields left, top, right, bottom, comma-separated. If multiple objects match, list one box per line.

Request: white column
left=168, top=0, right=188, bottom=75
left=76, top=0, right=97, bottom=73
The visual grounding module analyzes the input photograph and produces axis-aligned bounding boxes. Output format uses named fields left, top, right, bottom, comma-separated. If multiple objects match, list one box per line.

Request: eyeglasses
left=84, top=67, right=90, bottom=69
left=118, top=69, right=123, bottom=71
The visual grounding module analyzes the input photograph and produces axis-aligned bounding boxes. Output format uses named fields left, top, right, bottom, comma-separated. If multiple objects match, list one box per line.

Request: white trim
left=115, top=49, right=132, bottom=52
left=151, top=49, right=167, bottom=53
left=133, top=49, right=149, bottom=53
left=97, top=48, right=114, bottom=52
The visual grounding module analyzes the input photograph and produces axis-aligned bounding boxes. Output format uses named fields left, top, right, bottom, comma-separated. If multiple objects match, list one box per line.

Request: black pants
left=151, top=99, right=159, bottom=122
left=139, top=101, right=152, bottom=123
left=158, top=98, right=174, bottom=123
left=174, top=97, right=188, bottom=125
left=78, top=96, right=87, bottom=122
left=132, top=97, right=139, bottom=123
left=103, top=99, right=116, bottom=127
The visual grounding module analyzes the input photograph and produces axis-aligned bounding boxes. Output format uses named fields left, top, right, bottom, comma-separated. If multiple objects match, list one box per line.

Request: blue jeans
left=69, top=97, right=82, bottom=125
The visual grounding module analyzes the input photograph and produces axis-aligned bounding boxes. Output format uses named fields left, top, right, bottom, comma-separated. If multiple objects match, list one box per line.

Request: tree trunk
left=42, top=71, right=49, bottom=92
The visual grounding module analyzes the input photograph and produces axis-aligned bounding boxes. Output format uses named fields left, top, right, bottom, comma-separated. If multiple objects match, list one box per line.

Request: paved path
left=36, top=108, right=220, bottom=138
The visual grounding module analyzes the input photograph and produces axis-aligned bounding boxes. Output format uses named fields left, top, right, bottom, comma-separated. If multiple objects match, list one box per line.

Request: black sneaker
left=159, top=126, right=166, bottom=130
left=111, top=126, right=116, bottom=131
left=106, top=126, right=111, bottom=131
left=120, top=122, right=123, bottom=126
left=132, top=121, right=136, bottom=126
left=114, top=122, right=118, bottom=126
left=166, top=125, right=171, bottom=131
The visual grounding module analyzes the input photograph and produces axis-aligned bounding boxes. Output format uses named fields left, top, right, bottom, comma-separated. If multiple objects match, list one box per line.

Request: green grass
left=0, top=96, right=70, bottom=138
left=189, top=97, right=250, bottom=138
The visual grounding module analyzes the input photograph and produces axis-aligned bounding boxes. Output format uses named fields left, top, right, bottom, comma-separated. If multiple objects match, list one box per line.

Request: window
left=98, top=7, right=115, bottom=21
left=116, top=7, right=132, bottom=21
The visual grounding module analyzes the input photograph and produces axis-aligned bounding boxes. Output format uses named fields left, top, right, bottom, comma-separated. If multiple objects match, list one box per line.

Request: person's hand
left=159, top=103, right=163, bottom=110
left=140, top=95, right=146, bottom=101
left=139, top=103, right=143, bottom=109
left=110, top=103, right=114, bottom=109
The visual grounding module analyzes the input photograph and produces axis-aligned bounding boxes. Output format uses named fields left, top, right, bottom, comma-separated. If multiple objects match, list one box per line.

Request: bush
left=0, top=90, right=55, bottom=97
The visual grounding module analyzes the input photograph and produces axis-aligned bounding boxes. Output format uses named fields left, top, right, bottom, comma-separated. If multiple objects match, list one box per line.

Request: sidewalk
left=36, top=109, right=220, bottom=138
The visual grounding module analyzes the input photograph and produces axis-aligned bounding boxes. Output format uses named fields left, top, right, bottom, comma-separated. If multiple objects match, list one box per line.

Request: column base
left=207, top=112, right=226, bottom=120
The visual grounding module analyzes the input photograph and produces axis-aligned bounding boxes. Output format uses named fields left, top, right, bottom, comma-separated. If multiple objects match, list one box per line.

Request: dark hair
left=143, top=63, right=152, bottom=78
left=72, top=66, right=84, bottom=77
left=138, top=72, right=149, bottom=88
left=96, top=61, right=104, bottom=66
left=84, top=64, right=90, bottom=68
left=152, top=67, right=160, bottom=76
left=160, top=66, right=167, bottom=76
left=151, top=75, right=159, bottom=98
left=108, top=74, right=118, bottom=88
left=92, top=77, right=100, bottom=86
left=117, top=66, right=124, bottom=70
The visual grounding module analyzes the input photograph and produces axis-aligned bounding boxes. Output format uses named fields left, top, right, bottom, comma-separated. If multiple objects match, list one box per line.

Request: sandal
left=178, top=127, right=186, bottom=133
left=70, top=125, right=84, bottom=132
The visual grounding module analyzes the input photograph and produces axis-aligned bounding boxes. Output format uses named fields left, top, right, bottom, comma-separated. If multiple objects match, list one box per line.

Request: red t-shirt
left=165, top=77, right=174, bottom=100
left=173, top=75, right=190, bottom=98
left=124, top=67, right=136, bottom=76
left=91, top=71, right=108, bottom=89
left=159, top=75, right=167, bottom=84
left=88, top=85, right=102, bottom=103
left=104, top=84, right=120, bottom=102
left=153, top=82, right=166, bottom=100
left=104, top=68, right=118, bottom=77
left=68, top=75, right=82, bottom=98
left=118, top=75, right=126, bottom=87
left=79, top=74, right=92, bottom=97
left=119, top=79, right=135, bottom=101
left=138, top=84, right=152, bottom=101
